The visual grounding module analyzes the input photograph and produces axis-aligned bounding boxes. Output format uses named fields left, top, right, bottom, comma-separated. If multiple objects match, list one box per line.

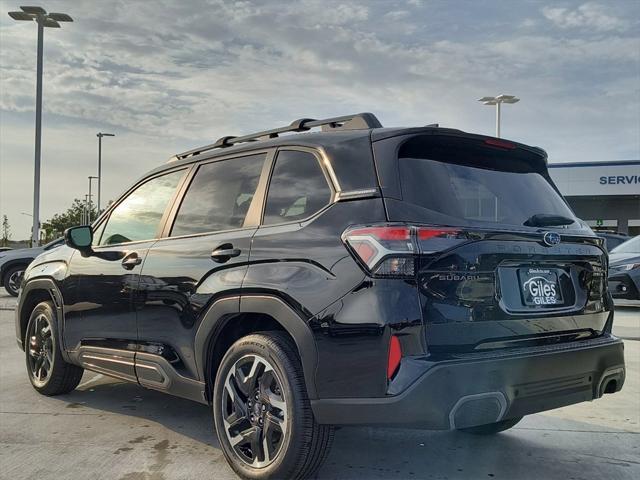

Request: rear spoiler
left=371, top=127, right=548, bottom=162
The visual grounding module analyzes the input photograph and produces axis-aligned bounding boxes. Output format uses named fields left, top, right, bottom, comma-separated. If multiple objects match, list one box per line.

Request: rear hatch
left=374, top=132, right=610, bottom=354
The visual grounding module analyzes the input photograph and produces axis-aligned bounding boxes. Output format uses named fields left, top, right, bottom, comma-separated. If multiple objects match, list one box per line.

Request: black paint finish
left=136, top=228, right=256, bottom=379
left=15, top=124, right=624, bottom=427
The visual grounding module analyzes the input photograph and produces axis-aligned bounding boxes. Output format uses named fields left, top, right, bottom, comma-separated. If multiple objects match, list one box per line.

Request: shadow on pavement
left=55, top=376, right=220, bottom=447
left=45, top=375, right=638, bottom=480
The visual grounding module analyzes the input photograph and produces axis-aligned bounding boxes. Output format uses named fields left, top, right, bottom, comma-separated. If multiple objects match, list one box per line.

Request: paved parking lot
left=1, top=291, right=639, bottom=479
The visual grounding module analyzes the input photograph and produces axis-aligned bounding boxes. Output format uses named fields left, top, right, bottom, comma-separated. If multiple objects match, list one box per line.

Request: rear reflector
left=387, top=335, right=402, bottom=380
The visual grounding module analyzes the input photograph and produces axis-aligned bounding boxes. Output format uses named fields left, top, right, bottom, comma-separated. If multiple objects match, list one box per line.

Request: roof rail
left=171, top=112, right=382, bottom=161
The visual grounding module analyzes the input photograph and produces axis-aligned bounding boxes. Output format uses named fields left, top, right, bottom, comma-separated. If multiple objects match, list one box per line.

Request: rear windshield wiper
left=523, top=213, right=575, bottom=227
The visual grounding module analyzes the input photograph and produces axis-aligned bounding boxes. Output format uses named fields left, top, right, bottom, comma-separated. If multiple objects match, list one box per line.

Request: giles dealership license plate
left=518, top=267, right=563, bottom=306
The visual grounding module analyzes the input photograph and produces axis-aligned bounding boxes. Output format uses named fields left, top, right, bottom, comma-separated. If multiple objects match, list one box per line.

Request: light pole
left=8, top=6, right=73, bottom=247
left=478, top=94, right=520, bottom=138
left=96, top=132, right=115, bottom=213
left=83, top=194, right=89, bottom=225
left=87, top=176, right=98, bottom=223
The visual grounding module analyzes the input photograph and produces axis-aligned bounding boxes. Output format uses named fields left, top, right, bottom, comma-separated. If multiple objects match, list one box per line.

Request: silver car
left=0, top=238, right=63, bottom=296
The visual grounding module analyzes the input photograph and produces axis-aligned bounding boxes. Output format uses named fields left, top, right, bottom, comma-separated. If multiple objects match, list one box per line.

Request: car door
left=63, top=167, right=188, bottom=375
left=135, top=151, right=270, bottom=383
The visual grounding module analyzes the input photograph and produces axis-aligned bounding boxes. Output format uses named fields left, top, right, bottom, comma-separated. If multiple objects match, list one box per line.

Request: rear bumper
left=311, top=335, right=625, bottom=429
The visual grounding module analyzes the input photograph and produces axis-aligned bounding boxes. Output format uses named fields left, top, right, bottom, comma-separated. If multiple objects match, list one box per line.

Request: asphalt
left=0, top=291, right=639, bottom=480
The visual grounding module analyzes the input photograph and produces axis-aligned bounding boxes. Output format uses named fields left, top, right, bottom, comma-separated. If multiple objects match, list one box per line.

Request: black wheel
left=457, top=416, right=523, bottom=435
left=3, top=265, right=25, bottom=296
left=25, top=301, right=84, bottom=395
left=213, top=332, right=334, bottom=480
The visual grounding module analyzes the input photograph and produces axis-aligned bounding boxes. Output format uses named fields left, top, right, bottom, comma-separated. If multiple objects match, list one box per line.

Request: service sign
left=549, top=161, right=640, bottom=197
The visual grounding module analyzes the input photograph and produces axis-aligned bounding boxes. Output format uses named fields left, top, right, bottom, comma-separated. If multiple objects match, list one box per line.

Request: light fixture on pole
left=96, top=132, right=115, bottom=213
left=87, top=176, right=98, bottom=223
left=8, top=6, right=73, bottom=246
left=478, top=94, right=520, bottom=138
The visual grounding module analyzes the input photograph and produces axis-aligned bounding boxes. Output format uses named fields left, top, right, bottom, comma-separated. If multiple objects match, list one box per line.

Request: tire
left=457, top=416, right=523, bottom=435
left=213, top=332, right=334, bottom=480
left=25, top=301, right=84, bottom=396
left=3, top=265, right=25, bottom=297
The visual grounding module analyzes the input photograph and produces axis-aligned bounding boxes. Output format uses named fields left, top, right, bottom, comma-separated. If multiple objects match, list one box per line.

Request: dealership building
left=548, top=160, right=640, bottom=236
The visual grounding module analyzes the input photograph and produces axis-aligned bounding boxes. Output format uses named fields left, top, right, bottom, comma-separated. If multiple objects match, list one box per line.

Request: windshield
left=398, top=157, right=577, bottom=228
left=610, top=235, right=640, bottom=254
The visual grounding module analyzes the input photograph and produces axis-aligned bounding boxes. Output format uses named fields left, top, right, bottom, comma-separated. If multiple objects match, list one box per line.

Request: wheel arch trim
left=194, top=294, right=319, bottom=400
left=16, top=278, right=72, bottom=362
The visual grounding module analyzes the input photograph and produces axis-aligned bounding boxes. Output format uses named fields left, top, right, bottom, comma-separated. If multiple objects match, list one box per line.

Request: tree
left=1, top=215, right=10, bottom=247
left=42, top=199, right=97, bottom=242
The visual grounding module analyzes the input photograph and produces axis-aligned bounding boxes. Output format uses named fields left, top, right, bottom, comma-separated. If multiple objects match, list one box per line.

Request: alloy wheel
left=7, top=269, right=23, bottom=294
left=27, top=313, right=54, bottom=387
left=221, top=354, right=288, bottom=468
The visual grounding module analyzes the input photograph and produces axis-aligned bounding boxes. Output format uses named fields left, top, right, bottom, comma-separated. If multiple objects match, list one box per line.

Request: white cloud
left=385, top=10, right=411, bottom=20
left=0, top=0, right=639, bottom=238
left=542, top=2, right=629, bottom=32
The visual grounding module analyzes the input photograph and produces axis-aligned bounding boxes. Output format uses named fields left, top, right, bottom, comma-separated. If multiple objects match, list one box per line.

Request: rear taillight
left=342, top=224, right=462, bottom=278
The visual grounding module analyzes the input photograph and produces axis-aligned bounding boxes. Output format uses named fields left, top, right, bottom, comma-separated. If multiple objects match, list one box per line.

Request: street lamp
left=8, top=6, right=73, bottom=247
left=96, top=132, right=115, bottom=213
left=478, top=94, right=520, bottom=138
left=87, top=176, right=98, bottom=223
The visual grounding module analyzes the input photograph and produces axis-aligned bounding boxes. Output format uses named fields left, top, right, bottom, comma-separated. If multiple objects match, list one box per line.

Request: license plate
left=518, top=267, right=563, bottom=306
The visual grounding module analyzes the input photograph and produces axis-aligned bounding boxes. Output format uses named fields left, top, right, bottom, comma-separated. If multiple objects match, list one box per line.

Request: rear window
left=397, top=137, right=577, bottom=228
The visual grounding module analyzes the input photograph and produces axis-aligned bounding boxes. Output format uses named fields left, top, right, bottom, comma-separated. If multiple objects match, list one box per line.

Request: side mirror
left=64, top=226, right=93, bottom=254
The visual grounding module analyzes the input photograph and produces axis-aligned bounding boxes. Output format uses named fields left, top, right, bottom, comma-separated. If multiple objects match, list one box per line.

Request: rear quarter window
left=263, top=150, right=333, bottom=225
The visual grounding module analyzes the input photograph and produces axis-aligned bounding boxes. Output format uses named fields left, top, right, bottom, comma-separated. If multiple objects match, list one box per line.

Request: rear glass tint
left=397, top=136, right=576, bottom=228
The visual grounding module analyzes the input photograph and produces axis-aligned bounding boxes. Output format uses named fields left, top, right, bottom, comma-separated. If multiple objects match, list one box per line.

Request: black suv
left=15, top=113, right=625, bottom=479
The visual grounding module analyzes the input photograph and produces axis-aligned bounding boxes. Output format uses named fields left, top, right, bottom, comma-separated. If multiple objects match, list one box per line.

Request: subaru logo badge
left=543, top=232, right=561, bottom=246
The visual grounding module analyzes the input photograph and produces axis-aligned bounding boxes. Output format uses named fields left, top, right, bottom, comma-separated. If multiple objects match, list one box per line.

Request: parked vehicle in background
left=0, top=238, right=63, bottom=296
left=596, top=232, right=631, bottom=252
left=608, top=235, right=640, bottom=300
left=0, top=247, right=12, bottom=252
left=14, top=113, right=625, bottom=479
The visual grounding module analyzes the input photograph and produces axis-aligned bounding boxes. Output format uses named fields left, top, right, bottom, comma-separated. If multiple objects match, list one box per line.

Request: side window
left=99, top=170, right=185, bottom=246
left=263, top=150, right=332, bottom=225
left=171, top=154, right=265, bottom=237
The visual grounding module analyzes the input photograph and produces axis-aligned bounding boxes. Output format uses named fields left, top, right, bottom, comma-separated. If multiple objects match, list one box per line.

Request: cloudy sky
left=1, top=0, right=639, bottom=240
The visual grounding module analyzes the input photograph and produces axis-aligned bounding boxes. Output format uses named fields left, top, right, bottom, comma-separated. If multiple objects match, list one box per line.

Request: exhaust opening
left=603, top=379, right=617, bottom=394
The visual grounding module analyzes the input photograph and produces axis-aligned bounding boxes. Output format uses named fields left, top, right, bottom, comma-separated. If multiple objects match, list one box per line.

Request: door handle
left=211, top=244, right=241, bottom=263
left=121, top=252, right=142, bottom=270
